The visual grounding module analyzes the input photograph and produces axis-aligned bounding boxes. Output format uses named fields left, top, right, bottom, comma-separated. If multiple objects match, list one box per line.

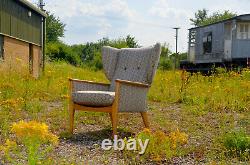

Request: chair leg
left=109, top=113, right=113, bottom=127
left=141, top=112, right=150, bottom=128
left=69, top=103, right=75, bottom=134
left=111, top=111, right=118, bottom=136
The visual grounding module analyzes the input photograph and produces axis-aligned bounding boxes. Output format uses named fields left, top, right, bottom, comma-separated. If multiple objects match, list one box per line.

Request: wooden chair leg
left=111, top=111, right=118, bottom=136
left=109, top=113, right=113, bottom=127
left=141, top=112, right=150, bottom=128
left=69, top=103, right=75, bottom=134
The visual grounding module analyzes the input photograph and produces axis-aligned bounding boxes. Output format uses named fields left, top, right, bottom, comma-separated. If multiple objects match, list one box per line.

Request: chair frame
left=68, top=78, right=150, bottom=136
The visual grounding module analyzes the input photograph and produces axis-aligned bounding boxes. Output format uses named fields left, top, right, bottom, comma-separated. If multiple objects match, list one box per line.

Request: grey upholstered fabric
left=102, top=47, right=120, bottom=81
left=108, top=44, right=161, bottom=91
left=72, top=91, right=115, bottom=107
left=72, top=81, right=110, bottom=93
left=116, top=83, right=148, bottom=112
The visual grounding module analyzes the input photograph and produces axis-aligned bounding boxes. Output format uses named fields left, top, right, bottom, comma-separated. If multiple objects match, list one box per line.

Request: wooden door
left=0, top=35, right=3, bottom=60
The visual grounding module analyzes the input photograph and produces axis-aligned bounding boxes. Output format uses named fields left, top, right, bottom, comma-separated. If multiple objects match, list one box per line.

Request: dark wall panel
left=0, top=0, right=42, bottom=45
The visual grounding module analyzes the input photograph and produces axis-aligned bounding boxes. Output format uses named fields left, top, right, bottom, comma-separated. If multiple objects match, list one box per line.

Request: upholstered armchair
left=69, top=43, right=161, bottom=136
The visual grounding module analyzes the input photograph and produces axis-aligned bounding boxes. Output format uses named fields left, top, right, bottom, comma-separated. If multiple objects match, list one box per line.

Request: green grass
left=0, top=62, right=249, bottom=164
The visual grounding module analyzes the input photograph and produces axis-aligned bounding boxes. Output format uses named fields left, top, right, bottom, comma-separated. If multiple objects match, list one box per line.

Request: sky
left=29, top=0, right=250, bottom=52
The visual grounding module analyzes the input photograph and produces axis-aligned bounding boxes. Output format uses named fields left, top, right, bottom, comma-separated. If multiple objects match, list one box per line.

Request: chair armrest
left=114, top=79, right=150, bottom=112
left=69, top=78, right=110, bottom=93
left=115, top=79, right=150, bottom=88
left=69, top=78, right=110, bottom=86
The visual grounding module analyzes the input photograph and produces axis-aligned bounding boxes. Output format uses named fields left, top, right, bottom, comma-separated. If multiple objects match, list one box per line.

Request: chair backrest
left=102, top=43, right=161, bottom=91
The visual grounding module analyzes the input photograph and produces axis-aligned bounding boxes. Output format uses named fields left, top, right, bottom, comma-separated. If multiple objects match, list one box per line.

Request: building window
left=190, top=30, right=196, bottom=47
left=203, top=32, right=212, bottom=54
left=237, top=23, right=250, bottom=39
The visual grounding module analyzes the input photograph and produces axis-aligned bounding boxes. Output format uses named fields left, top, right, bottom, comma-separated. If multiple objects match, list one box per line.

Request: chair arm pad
left=69, top=78, right=110, bottom=92
left=115, top=79, right=150, bottom=88
left=69, top=78, right=110, bottom=86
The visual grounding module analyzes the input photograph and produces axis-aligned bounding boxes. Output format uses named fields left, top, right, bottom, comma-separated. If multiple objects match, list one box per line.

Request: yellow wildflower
left=0, top=139, right=17, bottom=153
left=169, top=128, right=188, bottom=149
left=11, top=121, right=59, bottom=145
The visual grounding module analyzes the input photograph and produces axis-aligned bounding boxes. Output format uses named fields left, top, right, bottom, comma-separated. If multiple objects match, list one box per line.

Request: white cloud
left=42, top=0, right=136, bottom=19
left=149, top=0, right=191, bottom=19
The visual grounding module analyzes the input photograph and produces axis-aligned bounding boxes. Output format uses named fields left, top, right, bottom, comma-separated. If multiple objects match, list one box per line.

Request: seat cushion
left=72, top=91, right=115, bottom=107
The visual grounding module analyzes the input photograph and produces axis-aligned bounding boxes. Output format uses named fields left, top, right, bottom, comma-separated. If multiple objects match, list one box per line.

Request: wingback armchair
left=69, top=43, right=161, bottom=136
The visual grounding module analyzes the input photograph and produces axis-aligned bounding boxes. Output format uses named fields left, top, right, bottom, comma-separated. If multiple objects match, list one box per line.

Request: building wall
left=194, top=22, right=225, bottom=63
left=3, top=36, right=41, bottom=77
left=4, top=36, right=30, bottom=70
left=0, top=0, right=42, bottom=45
left=231, top=17, right=250, bottom=59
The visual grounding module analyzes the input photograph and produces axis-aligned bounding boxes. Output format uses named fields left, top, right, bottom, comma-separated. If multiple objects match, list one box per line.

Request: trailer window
left=190, top=30, right=196, bottom=47
left=203, top=32, right=212, bottom=54
left=237, top=23, right=250, bottom=39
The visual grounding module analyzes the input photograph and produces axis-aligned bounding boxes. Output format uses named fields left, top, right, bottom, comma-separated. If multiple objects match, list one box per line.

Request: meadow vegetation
left=0, top=62, right=249, bottom=164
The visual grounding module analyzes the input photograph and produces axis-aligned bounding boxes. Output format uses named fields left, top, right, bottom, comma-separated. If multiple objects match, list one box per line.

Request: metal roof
left=17, top=0, right=47, bottom=17
left=189, top=14, right=250, bottom=30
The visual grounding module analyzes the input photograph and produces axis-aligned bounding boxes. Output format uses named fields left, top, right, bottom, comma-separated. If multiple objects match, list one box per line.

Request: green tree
left=190, top=9, right=208, bottom=27
left=126, top=35, right=139, bottom=48
left=190, top=9, right=237, bottom=26
left=46, top=12, right=66, bottom=43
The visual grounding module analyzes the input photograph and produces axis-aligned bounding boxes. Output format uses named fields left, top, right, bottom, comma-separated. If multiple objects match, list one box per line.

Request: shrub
left=223, top=130, right=250, bottom=160
left=46, top=42, right=82, bottom=66
left=159, top=57, right=173, bottom=70
left=0, top=121, right=58, bottom=165
left=126, top=129, right=188, bottom=162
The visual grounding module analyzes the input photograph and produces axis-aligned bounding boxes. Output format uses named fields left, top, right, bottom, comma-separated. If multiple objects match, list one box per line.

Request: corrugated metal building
left=0, top=0, right=46, bottom=77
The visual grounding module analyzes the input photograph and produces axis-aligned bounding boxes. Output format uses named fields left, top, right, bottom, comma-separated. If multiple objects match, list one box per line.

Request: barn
left=0, top=0, right=46, bottom=77
left=181, top=14, right=250, bottom=72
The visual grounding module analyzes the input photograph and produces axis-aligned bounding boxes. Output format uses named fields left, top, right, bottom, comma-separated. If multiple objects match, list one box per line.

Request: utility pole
left=173, top=27, right=180, bottom=69
left=38, top=0, right=46, bottom=71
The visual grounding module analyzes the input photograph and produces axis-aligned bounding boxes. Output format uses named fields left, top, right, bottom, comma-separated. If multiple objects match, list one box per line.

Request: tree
left=190, top=9, right=208, bottom=27
left=126, top=35, right=139, bottom=48
left=190, top=9, right=237, bottom=27
left=46, top=12, right=66, bottom=43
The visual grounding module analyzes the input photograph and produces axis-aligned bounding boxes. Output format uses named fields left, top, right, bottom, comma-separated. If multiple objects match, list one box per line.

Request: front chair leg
left=69, top=104, right=75, bottom=134
left=109, top=113, right=113, bottom=127
left=141, top=112, right=150, bottom=128
left=111, top=111, right=118, bottom=136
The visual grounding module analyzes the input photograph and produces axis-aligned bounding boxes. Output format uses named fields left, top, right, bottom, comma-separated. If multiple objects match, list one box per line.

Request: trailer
left=181, top=14, right=250, bottom=72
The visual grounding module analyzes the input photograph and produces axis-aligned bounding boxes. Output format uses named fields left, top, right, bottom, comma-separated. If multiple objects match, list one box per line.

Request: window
left=237, top=23, right=250, bottom=39
left=203, top=32, right=212, bottom=54
left=189, top=30, right=196, bottom=47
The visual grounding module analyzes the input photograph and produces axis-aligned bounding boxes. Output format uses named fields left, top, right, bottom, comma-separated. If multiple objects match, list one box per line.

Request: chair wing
left=109, top=43, right=161, bottom=91
left=147, top=43, right=161, bottom=84
left=102, top=46, right=120, bottom=81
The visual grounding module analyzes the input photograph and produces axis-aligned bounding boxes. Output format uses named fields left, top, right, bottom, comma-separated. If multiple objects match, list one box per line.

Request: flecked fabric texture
left=108, top=43, right=161, bottom=91
left=72, top=81, right=110, bottom=93
left=117, top=83, right=148, bottom=112
left=72, top=91, right=115, bottom=107
left=102, top=46, right=120, bottom=81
